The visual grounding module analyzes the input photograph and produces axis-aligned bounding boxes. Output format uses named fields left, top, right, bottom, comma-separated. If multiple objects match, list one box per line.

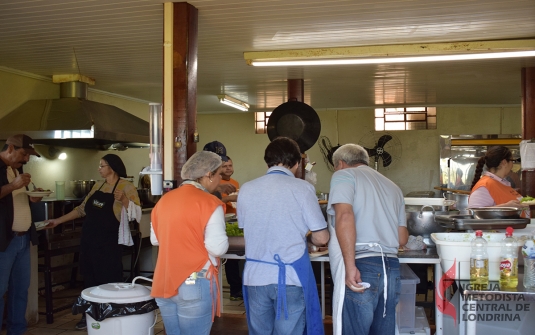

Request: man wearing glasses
left=1, top=134, right=42, bottom=335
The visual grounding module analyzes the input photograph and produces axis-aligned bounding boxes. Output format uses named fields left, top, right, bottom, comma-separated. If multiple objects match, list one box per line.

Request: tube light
left=244, top=39, right=535, bottom=67
left=249, top=51, right=535, bottom=66
left=217, top=95, right=250, bottom=111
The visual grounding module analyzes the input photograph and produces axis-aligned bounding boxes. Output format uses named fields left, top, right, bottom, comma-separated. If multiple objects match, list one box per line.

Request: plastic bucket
left=80, top=277, right=157, bottom=335
left=86, top=312, right=156, bottom=335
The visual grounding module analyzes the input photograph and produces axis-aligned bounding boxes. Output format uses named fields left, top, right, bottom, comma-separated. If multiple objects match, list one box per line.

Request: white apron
left=328, top=222, right=389, bottom=335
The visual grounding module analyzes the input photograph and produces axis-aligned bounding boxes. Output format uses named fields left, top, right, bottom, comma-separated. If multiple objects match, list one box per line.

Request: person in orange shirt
left=220, top=156, right=239, bottom=214
left=468, top=146, right=529, bottom=213
left=218, top=156, right=243, bottom=300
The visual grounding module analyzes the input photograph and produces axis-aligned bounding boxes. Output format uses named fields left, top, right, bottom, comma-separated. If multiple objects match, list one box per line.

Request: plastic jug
left=55, top=181, right=65, bottom=200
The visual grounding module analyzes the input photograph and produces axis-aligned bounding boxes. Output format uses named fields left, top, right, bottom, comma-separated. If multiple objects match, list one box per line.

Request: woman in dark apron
left=47, top=154, right=141, bottom=330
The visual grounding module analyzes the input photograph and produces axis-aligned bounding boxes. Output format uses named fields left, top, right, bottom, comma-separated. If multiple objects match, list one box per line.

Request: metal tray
left=434, top=214, right=529, bottom=230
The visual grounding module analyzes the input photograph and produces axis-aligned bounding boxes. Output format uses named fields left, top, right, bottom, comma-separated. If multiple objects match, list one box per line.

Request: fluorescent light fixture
left=217, top=95, right=250, bottom=111
left=244, top=39, right=535, bottom=66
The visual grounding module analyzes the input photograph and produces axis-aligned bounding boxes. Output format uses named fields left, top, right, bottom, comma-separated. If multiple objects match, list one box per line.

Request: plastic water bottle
left=499, top=227, right=518, bottom=290
left=470, top=230, right=489, bottom=289
left=522, top=235, right=535, bottom=289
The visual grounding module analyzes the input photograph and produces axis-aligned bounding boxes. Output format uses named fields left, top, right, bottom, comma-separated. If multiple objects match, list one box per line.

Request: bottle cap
left=506, top=226, right=514, bottom=237
left=475, top=230, right=483, bottom=237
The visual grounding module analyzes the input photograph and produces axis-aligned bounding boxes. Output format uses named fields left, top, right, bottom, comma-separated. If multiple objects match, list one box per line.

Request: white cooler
left=81, top=281, right=157, bottom=335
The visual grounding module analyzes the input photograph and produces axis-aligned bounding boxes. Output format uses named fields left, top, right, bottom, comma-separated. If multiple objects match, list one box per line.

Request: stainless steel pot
left=406, top=205, right=458, bottom=246
left=137, top=188, right=161, bottom=208
left=445, top=192, right=469, bottom=211
left=72, top=180, right=96, bottom=198
left=137, top=171, right=162, bottom=208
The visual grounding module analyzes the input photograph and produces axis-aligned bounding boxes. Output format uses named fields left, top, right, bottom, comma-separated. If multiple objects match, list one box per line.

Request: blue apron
left=242, top=168, right=324, bottom=335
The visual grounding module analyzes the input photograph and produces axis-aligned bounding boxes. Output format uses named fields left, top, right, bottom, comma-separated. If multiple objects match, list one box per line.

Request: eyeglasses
left=98, top=165, right=109, bottom=169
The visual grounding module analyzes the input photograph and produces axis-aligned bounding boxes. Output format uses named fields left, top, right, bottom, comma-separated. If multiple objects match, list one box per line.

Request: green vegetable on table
left=521, top=196, right=535, bottom=202
left=226, top=223, right=244, bottom=237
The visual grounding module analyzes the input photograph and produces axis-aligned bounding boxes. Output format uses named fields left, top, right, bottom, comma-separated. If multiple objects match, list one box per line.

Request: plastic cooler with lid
left=397, top=264, right=421, bottom=330
left=73, top=277, right=158, bottom=335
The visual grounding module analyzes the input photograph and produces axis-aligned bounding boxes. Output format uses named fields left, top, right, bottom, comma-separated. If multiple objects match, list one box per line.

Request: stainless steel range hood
left=0, top=79, right=149, bottom=150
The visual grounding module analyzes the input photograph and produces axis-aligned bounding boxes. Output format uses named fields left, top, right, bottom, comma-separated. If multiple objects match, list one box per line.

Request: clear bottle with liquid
left=499, top=227, right=518, bottom=290
left=522, top=235, right=535, bottom=289
left=470, top=230, right=489, bottom=289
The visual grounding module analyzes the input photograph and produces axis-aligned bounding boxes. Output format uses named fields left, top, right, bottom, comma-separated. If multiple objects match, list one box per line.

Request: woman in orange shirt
left=150, top=151, right=229, bottom=335
left=468, top=146, right=528, bottom=212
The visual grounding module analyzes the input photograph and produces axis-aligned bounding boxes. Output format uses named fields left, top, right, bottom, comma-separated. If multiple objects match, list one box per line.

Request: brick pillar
left=521, top=68, right=535, bottom=203
left=172, top=2, right=198, bottom=184
left=287, top=79, right=306, bottom=179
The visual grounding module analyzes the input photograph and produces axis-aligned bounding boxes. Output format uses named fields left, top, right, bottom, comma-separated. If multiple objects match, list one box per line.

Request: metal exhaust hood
left=0, top=77, right=150, bottom=150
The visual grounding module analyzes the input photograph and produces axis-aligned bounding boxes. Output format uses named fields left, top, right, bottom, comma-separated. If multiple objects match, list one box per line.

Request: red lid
left=475, top=230, right=483, bottom=237
left=506, top=226, right=514, bottom=237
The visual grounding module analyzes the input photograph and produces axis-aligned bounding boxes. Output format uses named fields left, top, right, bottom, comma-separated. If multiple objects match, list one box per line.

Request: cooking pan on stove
left=267, top=101, right=321, bottom=152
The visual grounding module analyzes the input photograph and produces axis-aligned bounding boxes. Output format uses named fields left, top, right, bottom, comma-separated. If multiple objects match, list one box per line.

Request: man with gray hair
left=326, top=143, right=408, bottom=335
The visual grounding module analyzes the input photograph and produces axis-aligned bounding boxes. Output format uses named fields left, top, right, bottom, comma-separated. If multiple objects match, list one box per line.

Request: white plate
left=34, top=221, right=49, bottom=230
left=25, top=191, right=53, bottom=197
left=225, top=213, right=236, bottom=220
left=522, top=200, right=535, bottom=205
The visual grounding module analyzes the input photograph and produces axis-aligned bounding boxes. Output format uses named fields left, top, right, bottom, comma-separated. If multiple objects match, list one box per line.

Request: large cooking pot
left=406, top=205, right=458, bottom=246
left=138, top=172, right=162, bottom=208
left=267, top=101, right=321, bottom=153
left=72, top=180, right=96, bottom=198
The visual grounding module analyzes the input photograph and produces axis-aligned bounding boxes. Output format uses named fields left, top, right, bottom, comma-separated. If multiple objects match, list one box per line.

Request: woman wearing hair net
left=150, top=151, right=229, bottom=335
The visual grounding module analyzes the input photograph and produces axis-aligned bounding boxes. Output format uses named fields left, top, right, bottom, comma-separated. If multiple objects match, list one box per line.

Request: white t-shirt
left=7, top=167, right=32, bottom=232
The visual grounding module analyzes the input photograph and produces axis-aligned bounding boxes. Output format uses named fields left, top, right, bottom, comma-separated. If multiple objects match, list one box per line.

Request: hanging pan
left=266, top=101, right=321, bottom=153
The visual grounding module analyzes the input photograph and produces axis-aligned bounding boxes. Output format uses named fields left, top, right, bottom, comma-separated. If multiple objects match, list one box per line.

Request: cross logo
left=435, top=258, right=457, bottom=324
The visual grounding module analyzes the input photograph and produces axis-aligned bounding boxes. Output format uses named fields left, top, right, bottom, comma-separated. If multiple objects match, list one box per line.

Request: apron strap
left=355, top=243, right=388, bottom=318
left=97, top=178, right=121, bottom=193
left=245, top=254, right=289, bottom=320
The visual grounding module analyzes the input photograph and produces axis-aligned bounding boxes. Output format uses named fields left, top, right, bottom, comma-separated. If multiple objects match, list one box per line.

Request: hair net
left=181, top=151, right=222, bottom=180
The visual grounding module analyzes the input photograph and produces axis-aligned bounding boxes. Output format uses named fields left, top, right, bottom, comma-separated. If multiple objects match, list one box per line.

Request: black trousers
left=225, top=259, right=243, bottom=296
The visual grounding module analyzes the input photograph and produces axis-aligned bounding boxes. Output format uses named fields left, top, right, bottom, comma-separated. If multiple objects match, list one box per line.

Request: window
left=375, top=107, right=436, bottom=131
left=255, top=111, right=272, bottom=134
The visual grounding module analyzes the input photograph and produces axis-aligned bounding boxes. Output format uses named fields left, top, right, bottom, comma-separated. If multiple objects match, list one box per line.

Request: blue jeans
left=0, top=234, right=31, bottom=335
left=342, top=256, right=400, bottom=335
left=155, top=277, right=215, bottom=335
left=245, top=284, right=305, bottom=335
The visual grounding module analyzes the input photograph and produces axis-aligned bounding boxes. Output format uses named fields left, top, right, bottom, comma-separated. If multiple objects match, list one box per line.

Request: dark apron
left=79, top=180, right=123, bottom=287
left=243, top=249, right=324, bottom=335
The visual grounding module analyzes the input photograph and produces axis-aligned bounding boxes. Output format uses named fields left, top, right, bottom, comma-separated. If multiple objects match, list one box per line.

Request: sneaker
left=75, top=315, right=87, bottom=331
left=230, top=292, right=243, bottom=301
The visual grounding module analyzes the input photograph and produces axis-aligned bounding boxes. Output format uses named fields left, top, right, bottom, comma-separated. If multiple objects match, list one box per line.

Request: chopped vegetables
left=225, top=223, right=244, bottom=237
left=521, top=196, right=535, bottom=202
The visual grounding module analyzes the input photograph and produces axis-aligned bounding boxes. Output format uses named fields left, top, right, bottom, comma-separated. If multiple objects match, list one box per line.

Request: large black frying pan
left=266, top=101, right=321, bottom=153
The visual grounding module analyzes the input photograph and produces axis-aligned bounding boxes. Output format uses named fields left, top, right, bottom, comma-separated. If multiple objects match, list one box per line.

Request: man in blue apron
left=237, top=137, right=330, bottom=335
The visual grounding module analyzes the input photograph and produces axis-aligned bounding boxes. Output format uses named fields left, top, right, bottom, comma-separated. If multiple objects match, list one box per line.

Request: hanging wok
left=266, top=101, right=321, bottom=153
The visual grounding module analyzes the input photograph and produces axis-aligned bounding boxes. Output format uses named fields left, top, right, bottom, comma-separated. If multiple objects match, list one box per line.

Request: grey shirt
left=327, top=165, right=405, bottom=258
left=237, top=166, right=327, bottom=286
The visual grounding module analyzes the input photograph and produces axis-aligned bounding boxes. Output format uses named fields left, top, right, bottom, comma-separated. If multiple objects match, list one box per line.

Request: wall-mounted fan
left=358, top=131, right=402, bottom=170
left=319, top=136, right=341, bottom=172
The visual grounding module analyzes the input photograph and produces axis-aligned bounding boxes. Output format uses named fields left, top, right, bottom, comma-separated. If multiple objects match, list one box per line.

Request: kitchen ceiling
left=1, top=0, right=535, bottom=114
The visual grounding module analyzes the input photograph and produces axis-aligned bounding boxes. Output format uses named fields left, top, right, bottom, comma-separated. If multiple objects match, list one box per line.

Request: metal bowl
left=72, top=180, right=96, bottom=198
left=469, top=207, right=522, bottom=220
left=137, top=188, right=162, bottom=208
